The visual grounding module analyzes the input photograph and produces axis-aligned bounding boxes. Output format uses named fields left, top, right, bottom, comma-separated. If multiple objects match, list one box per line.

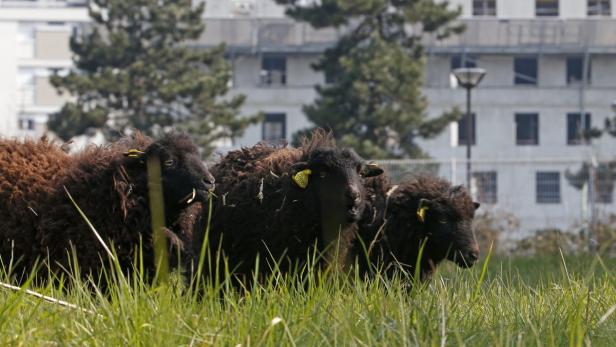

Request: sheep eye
left=319, top=171, right=327, bottom=178
left=439, top=219, right=448, bottom=224
left=164, top=159, right=174, bottom=167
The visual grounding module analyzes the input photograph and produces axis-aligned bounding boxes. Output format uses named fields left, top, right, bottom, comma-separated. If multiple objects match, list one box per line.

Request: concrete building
left=194, top=0, right=616, bottom=233
left=0, top=0, right=88, bottom=138
left=1, top=0, right=615, bottom=233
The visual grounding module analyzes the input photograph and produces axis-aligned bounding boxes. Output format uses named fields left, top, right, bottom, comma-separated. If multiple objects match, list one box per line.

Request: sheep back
left=0, top=138, right=70, bottom=274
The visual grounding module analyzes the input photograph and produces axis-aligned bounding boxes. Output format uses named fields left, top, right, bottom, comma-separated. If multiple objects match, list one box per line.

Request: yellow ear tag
left=417, top=206, right=429, bottom=223
left=292, top=169, right=312, bottom=189
left=125, top=149, right=145, bottom=158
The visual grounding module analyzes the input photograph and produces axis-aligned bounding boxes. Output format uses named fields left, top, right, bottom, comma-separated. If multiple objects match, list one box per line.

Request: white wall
left=421, top=83, right=616, bottom=161
left=201, top=0, right=286, bottom=18
left=0, top=21, right=19, bottom=137
left=0, top=6, right=88, bottom=138
left=228, top=53, right=321, bottom=147
left=447, top=0, right=616, bottom=19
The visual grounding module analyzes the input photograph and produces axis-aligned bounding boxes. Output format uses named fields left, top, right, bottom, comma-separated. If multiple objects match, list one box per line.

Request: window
left=537, top=172, right=561, bottom=204
left=567, top=113, right=591, bottom=145
left=595, top=178, right=613, bottom=204
left=260, top=55, right=286, bottom=86
left=18, top=119, right=35, bottom=130
left=262, top=113, right=286, bottom=143
left=473, top=171, right=497, bottom=204
left=473, top=0, right=496, bottom=16
left=451, top=55, right=477, bottom=70
left=458, top=113, right=476, bottom=146
left=324, top=69, right=336, bottom=84
left=567, top=56, right=591, bottom=85
left=516, top=113, right=539, bottom=145
left=514, top=57, right=538, bottom=85
left=588, top=0, right=611, bottom=16
left=536, top=0, right=559, bottom=16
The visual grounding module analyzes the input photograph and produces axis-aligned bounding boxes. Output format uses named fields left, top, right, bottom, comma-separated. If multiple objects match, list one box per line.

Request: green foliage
left=0, top=256, right=615, bottom=345
left=278, top=0, right=463, bottom=158
left=49, top=0, right=256, bottom=157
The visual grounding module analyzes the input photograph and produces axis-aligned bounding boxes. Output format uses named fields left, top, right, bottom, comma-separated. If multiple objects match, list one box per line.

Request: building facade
left=194, top=0, right=616, bottom=234
left=1, top=0, right=615, bottom=233
left=0, top=0, right=88, bottom=138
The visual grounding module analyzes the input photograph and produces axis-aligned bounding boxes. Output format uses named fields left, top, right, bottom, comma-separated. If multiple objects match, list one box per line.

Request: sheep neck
left=320, top=204, right=354, bottom=272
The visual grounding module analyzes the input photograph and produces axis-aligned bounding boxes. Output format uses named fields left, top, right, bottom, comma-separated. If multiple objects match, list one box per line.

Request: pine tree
left=277, top=0, right=463, bottom=158
left=49, top=0, right=256, bottom=157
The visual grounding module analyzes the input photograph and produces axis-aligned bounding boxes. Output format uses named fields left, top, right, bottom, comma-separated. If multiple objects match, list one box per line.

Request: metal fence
left=375, top=158, right=616, bottom=239
left=0, top=0, right=87, bottom=7
left=426, top=18, right=616, bottom=54
left=191, top=18, right=616, bottom=54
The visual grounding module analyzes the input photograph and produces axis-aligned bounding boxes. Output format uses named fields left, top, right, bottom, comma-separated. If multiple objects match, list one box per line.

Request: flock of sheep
left=0, top=129, right=480, bottom=287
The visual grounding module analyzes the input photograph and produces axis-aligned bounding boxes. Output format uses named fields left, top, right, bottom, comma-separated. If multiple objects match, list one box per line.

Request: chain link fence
left=375, top=158, right=616, bottom=252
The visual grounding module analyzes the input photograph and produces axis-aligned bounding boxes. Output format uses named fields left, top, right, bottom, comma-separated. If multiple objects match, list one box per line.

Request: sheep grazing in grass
left=189, top=130, right=384, bottom=283
left=354, top=175, right=480, bottom=280
left=0, top=133, right=214, bottom=283
left=0, top=137, right=71, bottom=273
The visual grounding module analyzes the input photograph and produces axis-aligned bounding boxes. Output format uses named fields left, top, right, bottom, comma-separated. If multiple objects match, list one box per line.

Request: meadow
left=0, top=254, right=614, bottom=346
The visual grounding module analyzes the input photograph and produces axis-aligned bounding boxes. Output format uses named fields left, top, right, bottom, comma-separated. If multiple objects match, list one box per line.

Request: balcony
left=193, top=18, right=616, bottom=55
left=17, top=76, right=71, bottom=112
left=193, top=18, right=343, bottom=53
left=426, top=19, right=616, bottom=54
left=0, top=0, right=87, bottom=8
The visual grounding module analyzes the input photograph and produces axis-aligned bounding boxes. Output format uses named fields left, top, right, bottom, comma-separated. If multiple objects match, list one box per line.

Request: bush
left=472, top=210, right=519, bottom=255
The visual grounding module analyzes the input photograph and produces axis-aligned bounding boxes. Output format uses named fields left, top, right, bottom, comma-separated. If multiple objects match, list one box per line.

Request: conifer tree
left=277, top=0, right=463, bottom=158
left=49, top=0, right=255, bottom=156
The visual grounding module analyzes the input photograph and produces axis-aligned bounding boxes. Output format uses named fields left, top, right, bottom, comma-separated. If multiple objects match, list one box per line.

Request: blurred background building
left=0, top=0, right=88, bottom=137
left=1, top=0, right=616, bottom=235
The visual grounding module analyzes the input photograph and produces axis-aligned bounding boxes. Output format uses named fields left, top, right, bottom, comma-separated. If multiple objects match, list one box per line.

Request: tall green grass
left=5, top=174, right=615, bottom=345
left=0, top=254, right=614, bottom=346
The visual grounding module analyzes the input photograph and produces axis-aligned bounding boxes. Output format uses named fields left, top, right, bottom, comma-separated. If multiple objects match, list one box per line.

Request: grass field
left=0, top=254, right=614, bottom=346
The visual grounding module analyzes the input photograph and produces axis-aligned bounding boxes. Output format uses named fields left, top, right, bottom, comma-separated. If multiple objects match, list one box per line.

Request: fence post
left=451, top=157, right=457, bottom=186
left=588, top=158, right=598, bottom=252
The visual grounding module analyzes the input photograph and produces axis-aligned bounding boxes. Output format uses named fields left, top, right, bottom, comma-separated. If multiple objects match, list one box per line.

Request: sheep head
left=290, top=148, right=383, bottom=223
left=122, top=133, right=215, bottom=213
left=413, top=185, right=480, bottom=269
left=288, top=146, right=383, bottom=268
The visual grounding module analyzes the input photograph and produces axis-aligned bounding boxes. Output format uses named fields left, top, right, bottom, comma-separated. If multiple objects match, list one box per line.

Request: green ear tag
left=417, top=206, right=429, bottom=223
left=292, top=169, right=312, bottom=189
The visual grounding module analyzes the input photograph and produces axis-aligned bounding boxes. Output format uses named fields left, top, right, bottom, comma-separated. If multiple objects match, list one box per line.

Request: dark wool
left=0, top=133, right=212, bottom=282
left=354, top=175, right=480, bottom=280
left=186, top=130, right=381, bottom=284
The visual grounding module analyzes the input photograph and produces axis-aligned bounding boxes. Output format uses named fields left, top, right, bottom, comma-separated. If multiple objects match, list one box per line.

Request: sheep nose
left=347, top=186, right=361, bottom=204
left=203, top=173, right=215, bottom=191
left=466, top=250, right=479, bottom=264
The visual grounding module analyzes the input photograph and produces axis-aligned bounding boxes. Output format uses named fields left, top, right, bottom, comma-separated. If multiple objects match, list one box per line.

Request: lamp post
left=452, top=67, right=487, bottom=189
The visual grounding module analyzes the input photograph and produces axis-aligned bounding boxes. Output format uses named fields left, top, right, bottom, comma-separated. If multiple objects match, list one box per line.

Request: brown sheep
left=0, top=133, right=214, bottom=283
left=186, top=130, right=383, bottom=284
left=354, top=175, right=480, bottom=281
left=0, top=137, right=71, bottom=273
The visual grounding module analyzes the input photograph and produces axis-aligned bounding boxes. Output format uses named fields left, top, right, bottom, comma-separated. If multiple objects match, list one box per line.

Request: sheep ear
left=290, top=161, right=309, bottom=173
left=361, top=162, right=384, bottom=178
left=473, top=202, right=480, bottom=210
left=417, top=198, right=432, bottom=223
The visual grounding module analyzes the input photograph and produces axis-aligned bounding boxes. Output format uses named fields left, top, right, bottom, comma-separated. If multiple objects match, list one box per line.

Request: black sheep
left=188, top=130, right=383, bottom=283
left=355, top=175, right=480, bottom=280
left=0, top=133, right=214, bottom=283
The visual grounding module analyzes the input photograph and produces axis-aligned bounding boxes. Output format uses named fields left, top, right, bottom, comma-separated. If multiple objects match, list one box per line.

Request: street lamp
left=606, top=100, right=616, bottom=135
left=452, top=67, right=487, bottom=189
